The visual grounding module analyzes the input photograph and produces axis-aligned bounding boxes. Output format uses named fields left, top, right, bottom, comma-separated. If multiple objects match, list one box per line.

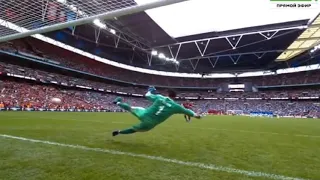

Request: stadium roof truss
left=53, top=0, right=153, bottom=51
left=91, top=18, right=152, bottom=51
left=276, top=14, right=320, bottom=62
left=1, top=14, right=320, bottom=79
left=149, top=26, right=303, bottom=71
left=86, top=20, right=151, bottom=51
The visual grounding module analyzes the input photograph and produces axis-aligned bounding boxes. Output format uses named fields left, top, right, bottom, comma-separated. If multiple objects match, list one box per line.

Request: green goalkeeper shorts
left=131, top=107, right=155, bottom=131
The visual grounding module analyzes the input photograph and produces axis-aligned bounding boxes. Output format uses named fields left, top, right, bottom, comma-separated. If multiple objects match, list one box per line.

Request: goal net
left=226, top=110, right=244, bottom=115
left=0, top=0, right=186, bottom=43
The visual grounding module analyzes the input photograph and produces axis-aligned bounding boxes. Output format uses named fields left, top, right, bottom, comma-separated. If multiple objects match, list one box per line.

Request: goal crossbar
left=0, top=0, right=187, bottom=43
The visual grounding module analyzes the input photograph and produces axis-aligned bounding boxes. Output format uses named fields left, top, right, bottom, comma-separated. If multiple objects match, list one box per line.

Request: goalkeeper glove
left=148, top=86, right=157, bottom=94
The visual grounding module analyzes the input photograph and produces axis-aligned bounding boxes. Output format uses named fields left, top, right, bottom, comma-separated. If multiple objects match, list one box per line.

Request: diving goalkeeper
left=112, top=87, right=202, bottom=136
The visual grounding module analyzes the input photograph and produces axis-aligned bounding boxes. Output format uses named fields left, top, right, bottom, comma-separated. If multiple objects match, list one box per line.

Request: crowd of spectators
left=202, top=100, right=319, bottom=117
left=0, top=80, right=319, bottom=117
left=1, top=39, right=320, bottom=87
left=0, top=38, right=319, bottom=117
left=0, top=61, right=141, bottom=94
left=0, top=61, right=320, bottom=99
left=0, top=80, right=151, bottom=111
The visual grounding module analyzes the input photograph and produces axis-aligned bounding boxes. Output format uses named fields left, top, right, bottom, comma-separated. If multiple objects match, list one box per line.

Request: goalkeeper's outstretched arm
left=145, top=91, right=159, bottom=102
left=145, top=86, right=165, bottom=102
left=178, top=105, right=201, bottom=119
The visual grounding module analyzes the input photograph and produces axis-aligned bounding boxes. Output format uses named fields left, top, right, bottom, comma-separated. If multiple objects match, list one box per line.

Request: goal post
left=0, top=0, right=187, bottom=43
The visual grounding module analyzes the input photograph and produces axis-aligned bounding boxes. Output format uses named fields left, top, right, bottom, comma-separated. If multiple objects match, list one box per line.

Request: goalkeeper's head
left=167, top=89, right=177, bottom=99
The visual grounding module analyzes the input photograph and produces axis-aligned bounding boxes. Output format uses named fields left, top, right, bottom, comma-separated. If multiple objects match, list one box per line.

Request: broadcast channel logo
left=270, top=0, right=318, bottom=8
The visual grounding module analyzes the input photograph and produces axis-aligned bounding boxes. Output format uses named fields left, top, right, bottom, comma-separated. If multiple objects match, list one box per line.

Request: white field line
left=0, top=134, right=309, bottom=180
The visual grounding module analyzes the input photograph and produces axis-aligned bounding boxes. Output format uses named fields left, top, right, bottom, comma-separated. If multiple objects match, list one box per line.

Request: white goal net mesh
left=0, top=0, right=186, bottom=42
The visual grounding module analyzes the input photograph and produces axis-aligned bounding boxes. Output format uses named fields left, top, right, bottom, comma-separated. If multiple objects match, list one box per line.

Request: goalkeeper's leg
left=113, top=97, right=146, bottom=119
left=113, top=127, right=136, bottom=136
left=113, top=97, right=132, bottom=111
left=184, top=115, right=191, bottom=122
left=113, top=122, right=154, bottom=136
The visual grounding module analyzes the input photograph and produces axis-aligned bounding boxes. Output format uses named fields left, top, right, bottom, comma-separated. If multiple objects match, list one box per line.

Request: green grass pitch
left=0, top=112, right=320, bottom=180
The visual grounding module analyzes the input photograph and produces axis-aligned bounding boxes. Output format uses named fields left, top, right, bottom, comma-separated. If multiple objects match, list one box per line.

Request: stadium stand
left=1, top=39, right=320, bottom=88
left=0, top=55, right=319, bottom=118
left=0, top=60, right=319, bottom=99
left=0, top=38, right=319, bottom=118
left=1, top=79, right=319, bottom=117
left=0, top=79, right=150, bottom=111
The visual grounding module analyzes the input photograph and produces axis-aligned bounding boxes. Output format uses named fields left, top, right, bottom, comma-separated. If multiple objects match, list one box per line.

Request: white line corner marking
left=0, top=134, right=308, bottom=180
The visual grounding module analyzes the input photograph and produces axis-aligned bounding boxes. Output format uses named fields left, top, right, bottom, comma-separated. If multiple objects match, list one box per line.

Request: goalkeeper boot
left=113, top=97, right=123, bottom=104
left=112, top=130, right=120, bottom=137
left=184, top=115, right=191, bottom=122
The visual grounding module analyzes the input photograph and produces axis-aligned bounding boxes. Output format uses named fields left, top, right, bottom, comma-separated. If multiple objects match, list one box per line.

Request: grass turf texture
left=0, top=112, right=320, bottom=180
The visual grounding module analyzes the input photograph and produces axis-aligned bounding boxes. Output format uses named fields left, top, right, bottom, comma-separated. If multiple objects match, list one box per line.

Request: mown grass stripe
left=0, top=134, right=309, bottom=180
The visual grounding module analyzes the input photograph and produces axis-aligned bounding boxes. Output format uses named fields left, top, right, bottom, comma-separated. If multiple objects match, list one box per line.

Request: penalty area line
left=0, top=134, right=308, bottom=180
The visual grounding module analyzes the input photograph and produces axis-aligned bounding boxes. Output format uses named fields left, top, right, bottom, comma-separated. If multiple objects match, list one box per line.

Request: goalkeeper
left=112, top=87, right=201, bottom=136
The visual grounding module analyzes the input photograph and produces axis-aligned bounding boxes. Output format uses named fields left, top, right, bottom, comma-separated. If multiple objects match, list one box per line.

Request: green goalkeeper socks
left=119, top=128, right=136, bottom=134
left=117, top=102, right=131, bottom=111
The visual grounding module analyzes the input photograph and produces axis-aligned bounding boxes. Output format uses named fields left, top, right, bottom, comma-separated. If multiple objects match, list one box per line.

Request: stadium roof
left=1, top=0, right=320, bottom=74
left=276, top=15, right=320, bottom=61
left=50, top=7, right=318, bottom=73
left=135, top=0, right=318, bottom=38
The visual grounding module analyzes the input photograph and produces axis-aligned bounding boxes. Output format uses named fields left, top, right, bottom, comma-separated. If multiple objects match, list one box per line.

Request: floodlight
left=93, top=19, right=106, bottom=29
left=151, top=50, right=158, bottom=56
left=158, top=53, right=165, bottom=59
left=110, top=29, right=116, bottom=34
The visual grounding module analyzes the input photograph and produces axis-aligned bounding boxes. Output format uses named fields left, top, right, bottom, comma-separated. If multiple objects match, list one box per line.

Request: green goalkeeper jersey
left=142, top=92, right=196, bottom=125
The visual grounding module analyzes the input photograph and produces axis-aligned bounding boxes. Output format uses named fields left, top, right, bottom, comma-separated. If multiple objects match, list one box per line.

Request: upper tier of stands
left=1, top=61, right=319, bottom=99
left=0, top=38, right=319, bottom=87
